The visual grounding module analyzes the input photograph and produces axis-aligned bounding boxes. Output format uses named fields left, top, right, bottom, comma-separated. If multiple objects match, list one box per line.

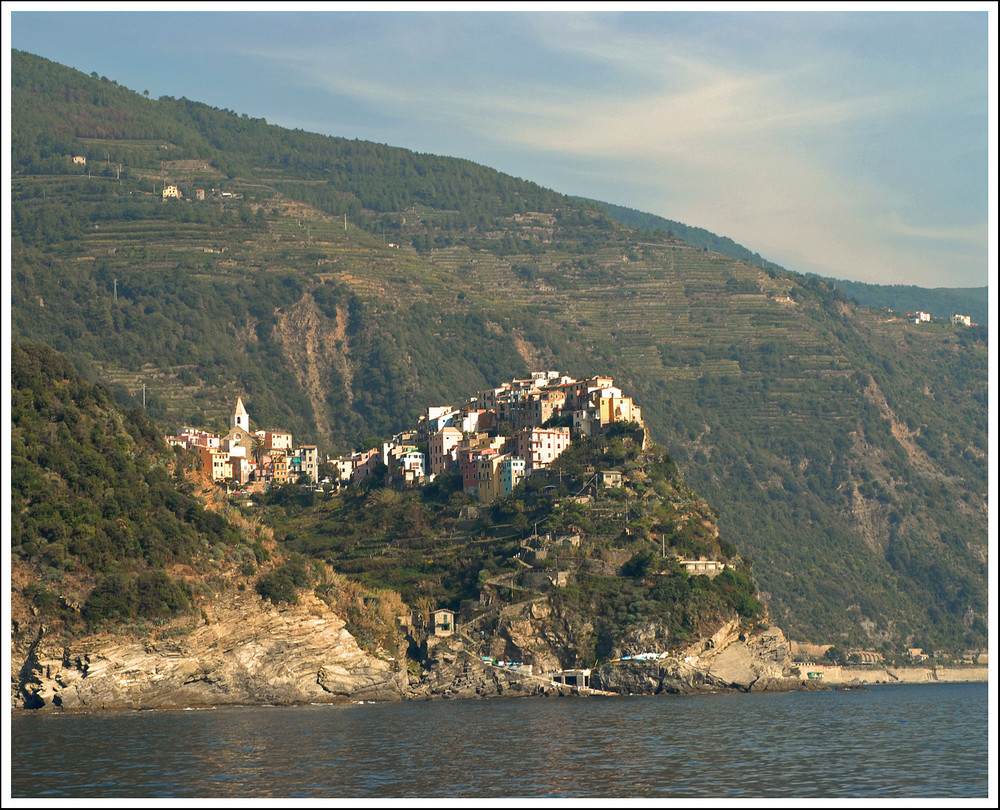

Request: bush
left=83, top=572, right=138, bottom=625
left=83, top=569, right=192, bottom=626
left=621, top=549, right=657, bottom=578
left=256, top=561, right=310, bottom=604
left=136, top=570, right=192, bottom=618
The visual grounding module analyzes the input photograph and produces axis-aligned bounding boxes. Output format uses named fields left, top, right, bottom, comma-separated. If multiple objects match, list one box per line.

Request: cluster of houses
left=161, top=184, right=230, bottom=201
left=168, top=371, right=644, bottom=502
left=904, top=310, right=975, bottom=327
left=381, top=371, right=642, bottom=502
left=168, top=397, right=319, bottom=491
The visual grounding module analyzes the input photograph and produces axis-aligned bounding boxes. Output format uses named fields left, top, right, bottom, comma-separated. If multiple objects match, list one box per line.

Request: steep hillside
left=11, top=340, right=260, bottom=630
left=9, top=50, right=988, bottom=655
left=587, top=198, right=788, bottom=274
left=814, top=278, right=989, bottom=329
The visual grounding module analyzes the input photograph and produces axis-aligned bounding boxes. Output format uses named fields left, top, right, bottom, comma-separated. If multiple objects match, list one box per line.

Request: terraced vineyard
left=10, top=49, right=988, bottom=654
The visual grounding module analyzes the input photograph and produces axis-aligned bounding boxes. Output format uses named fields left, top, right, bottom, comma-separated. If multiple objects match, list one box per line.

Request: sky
left=5, top=2, right=997, bottom=288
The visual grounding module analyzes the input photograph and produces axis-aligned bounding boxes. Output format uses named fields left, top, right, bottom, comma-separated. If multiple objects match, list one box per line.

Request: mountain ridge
left=9, top=50, right=988, bottom=655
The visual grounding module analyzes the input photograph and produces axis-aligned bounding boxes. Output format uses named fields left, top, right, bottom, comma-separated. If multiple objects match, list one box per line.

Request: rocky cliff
left=12, top=586, right=409, bottom=712
left=12, top=582, right=808, bottom=712
left=591, top=620, right=801, bottom=695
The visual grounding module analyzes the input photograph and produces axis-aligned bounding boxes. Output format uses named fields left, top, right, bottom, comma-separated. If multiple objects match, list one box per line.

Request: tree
left=250, top=435, right=266, bottom=469
left=824, top=645, right=847, bottom=666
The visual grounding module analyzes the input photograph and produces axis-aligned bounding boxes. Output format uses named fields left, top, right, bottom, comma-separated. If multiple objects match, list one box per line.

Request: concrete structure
left=422, top=406, right=459, bottom=437
left=398, top=449, right=426, bottom=484
left=198, top=447, right=249, bottom=484
left=169, top=427, right=221, bottom=451
left=255, top=429, right=292, bottom=452
left=269, top=452, right=289, bottom=485
left=289, top=445, right=319, bottom=483
left=350, top=448, right=381, bottom=485
left=600, top=470, right=623, bottom=488
left=430, top=609, right=455, bottom=637
left=552, top=668, right=591, bottom=688
left=429, top=426, right=463, bottom=475
left=498, top=456, right=527, bottom=496
left=678, top=559, right=727, bottom=578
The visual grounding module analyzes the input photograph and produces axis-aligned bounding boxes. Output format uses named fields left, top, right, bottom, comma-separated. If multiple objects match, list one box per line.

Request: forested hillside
left=815, top=278, right=989, bottom=330
left=10, top=341, right=268, bottom=630
left=10, top=50, right=989, bottom=655
left=596, top=200, right=989, bottom=328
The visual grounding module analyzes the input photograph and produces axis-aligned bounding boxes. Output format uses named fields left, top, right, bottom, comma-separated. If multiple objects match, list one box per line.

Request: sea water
left=8, top=682, right=989, bottom=798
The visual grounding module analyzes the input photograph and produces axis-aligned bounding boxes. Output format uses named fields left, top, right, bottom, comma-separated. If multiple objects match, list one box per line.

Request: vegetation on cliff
left=11, top=341, right=265, bottom=630
left=262, top=422, right=761, bottom=635
left=9, top=50, right=988, bottom=654
left=10, top=339, right=762, bottom=670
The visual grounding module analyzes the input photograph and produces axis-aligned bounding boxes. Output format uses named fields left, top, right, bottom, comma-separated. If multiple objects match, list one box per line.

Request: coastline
left=794, top=664, right=989, bottom=686
left=11, top=668, right=988, bottom=717
left=13, top=581, right=989, bottom=715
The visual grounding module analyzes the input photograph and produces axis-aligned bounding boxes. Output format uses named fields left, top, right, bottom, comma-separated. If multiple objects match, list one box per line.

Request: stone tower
left=232, top=397, right=250, bottom=432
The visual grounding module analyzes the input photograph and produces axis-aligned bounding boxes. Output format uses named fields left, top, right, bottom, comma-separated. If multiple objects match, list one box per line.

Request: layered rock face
left=12, top=587, right=803, bottom=713
left=12, top=588, right=408, bottom=712
left=592, top=621, right=799, bottom=695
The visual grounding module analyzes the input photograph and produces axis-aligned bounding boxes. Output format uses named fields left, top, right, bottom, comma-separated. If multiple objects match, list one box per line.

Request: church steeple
left=232, top=397, right=250, bottom=432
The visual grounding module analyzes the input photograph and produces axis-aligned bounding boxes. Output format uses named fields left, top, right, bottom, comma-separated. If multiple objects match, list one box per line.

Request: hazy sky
left=6, top=3, right=995, bottom=288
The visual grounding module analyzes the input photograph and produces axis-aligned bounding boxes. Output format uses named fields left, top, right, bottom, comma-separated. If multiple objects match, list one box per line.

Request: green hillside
left=587, top=198, right=788, bottom=274
left=814, top=278, right=988, bottom=330
left=12, top=338, right=765, bottom=668
left=9, top=50, right=989, bottom=655
left=10, top=340, right=265, bottom=631
left=596, top=199, right=988, bottom=328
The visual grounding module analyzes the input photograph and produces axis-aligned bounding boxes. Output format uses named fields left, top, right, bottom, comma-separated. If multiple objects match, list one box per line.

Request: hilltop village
left=168, top=371, right=643, bottom=503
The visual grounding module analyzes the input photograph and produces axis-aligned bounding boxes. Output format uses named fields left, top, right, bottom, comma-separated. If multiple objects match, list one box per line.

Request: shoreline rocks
left=12, top=588, right=408, bottom=713
left=12, top=596, right=987, bottom=714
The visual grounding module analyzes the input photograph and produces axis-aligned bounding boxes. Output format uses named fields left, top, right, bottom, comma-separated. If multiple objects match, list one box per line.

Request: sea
left=7, top=682, right=991, bottom=800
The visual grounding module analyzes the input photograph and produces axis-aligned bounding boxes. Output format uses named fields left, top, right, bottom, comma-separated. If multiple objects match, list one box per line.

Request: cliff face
left=592, top=620, right=797, bottom=695
left=12, top=586, right=408, bottom=712
left=12, top=582, right=803, bottom=712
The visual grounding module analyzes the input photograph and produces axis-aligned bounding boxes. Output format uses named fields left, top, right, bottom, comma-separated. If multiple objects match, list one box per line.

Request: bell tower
left=232, top=397, right=250, bottom=432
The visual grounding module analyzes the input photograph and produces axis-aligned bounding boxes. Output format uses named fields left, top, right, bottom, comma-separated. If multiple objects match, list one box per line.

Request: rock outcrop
left=406, top=635, right=572, bottom=700
left=12, top=587, right=408, bottom=712
left=592, top=620, right=804, bottom=694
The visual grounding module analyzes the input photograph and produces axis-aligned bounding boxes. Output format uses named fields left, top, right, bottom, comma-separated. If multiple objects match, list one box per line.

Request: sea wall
left=796, top=665, right=988, bottom=685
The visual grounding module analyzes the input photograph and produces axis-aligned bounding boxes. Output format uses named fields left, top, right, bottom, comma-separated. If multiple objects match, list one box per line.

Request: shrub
left=136, top=570, right=192, bottom=618
left=256, top=561, right=310, bottom=604
left=83, top=572, right=138, bottom=625
left=621, top=549, right=657, bottom=578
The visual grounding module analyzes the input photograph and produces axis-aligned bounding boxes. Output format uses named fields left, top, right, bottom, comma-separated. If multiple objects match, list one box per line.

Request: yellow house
left=270, top=452, right=289, bottom=485
left=598, top=394, right=640, bottom=426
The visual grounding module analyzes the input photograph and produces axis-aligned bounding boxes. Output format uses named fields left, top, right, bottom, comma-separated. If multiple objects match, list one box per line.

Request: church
left=224, top=396, right=255, bottom=451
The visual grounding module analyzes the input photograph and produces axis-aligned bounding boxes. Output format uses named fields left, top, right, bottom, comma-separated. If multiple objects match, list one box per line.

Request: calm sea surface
left=9, top=682, right=989, bottom=799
